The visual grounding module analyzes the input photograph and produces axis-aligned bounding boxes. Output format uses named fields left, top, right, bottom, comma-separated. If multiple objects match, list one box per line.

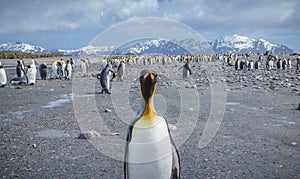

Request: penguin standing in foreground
left=124, top=70, right=180, bottom=179
left=0, top=64, right=7, bottom=87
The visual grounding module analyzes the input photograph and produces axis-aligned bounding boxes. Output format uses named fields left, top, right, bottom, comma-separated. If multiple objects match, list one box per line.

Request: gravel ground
left=0, top=59, right=299, bottom=178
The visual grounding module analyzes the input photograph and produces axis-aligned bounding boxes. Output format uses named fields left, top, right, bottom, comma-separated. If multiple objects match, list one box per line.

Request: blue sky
left=0, top=0, right=299, bottom=52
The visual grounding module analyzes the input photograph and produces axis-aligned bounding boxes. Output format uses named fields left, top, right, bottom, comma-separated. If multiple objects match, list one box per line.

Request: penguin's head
left=139, top=70, right=157, bottom=103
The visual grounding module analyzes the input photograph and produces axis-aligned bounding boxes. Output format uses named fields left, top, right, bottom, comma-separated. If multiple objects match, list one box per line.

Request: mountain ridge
left=0, top=34, right=293, bottom=56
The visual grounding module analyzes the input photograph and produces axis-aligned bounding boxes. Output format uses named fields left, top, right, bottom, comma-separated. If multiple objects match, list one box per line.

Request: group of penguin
left=0, top=58, right=78, bottom=88
left=5, top=59, right=38, bottom=86
left=223, top=54, right=300, bottom=72
left=51, top=59, right=74, bottom=80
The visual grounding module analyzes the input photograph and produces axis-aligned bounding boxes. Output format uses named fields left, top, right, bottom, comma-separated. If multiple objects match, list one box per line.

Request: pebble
left=297, top=103, right=300, bottom=110
left=104, top=108, right=112, bottom=113
left=291, top=142, right=297, bottom=146
left=78, top=131, right=101, bottom=139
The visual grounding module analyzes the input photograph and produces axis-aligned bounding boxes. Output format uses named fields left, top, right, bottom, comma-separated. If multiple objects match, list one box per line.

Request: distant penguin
left=10, top=76, right=27, bottom=85
left=276, top=59, right=282, bottom=69
left=65, top=60, right=72, bottom=80
left=235, top=59, right=239, bottom=70
left=287, top=59, right=292, bottom=69
left=101, top=59, right=108, bottom=69
left=297, top=57, right=300, bottom=71
left=124, top=70, right=180, bottom=179
left=27, top=65, right=36, bottom=85
left=254, top=61, right=259, bottom=70
left=52, top=60, right=59, bottom=79
left=240, top=61, right=245, bottom=70
left=117, top=61, right=125, bottom=81
left=282, top=59, right=287, bottom=70
left=85, top=58, right=90, bottom=75
left=99, top=64, right=115, bottom=94
left=56, top=60, right=63, bottom=78
left=39, top=63, right=48, bottom=80
left=0, top=64, right=7, bottom=87
left=16, top=60, right=24, bottom=77
left=81, top=59, right=87, bottom=76
left=248, top=60, right=254, bottom=70
left=62, top=60, right=66, bottom=77
left=178, top=60, right=192, bottom=79
left=267, top=60, right=274, bottom=70
left=31, top=58, right=37, bottom=75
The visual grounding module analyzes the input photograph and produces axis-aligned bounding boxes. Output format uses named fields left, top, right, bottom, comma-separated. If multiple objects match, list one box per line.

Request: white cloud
left=0, top=0, right=299, bottom=46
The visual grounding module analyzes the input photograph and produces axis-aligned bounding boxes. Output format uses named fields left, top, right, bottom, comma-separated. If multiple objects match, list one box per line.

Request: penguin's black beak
left=140, top=71, right=157, bottom=102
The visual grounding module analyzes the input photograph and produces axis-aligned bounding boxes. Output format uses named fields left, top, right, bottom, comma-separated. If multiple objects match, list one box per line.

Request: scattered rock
left=191, top=85, right=197, bottom=89
left=253, top=86, right=261, bottom=89
left=104, top=108, right=112, bottom=113
left=297, top=103, right=300, bottom=110
left=291, top=142, right=297, bottom=146
left=78, top=131, right=101, bottom=139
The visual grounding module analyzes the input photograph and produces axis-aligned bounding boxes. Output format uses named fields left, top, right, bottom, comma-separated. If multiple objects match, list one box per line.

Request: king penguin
left=65, top=60, right=72, bottom=80
left=27, top=65, right=36, bottom=85
left=0, top=64, right=7, bottom=87
left=124, top=70, right=180, bottom=179
left=99, top=64, right=115, bottom=94
left=52, top=60, right=59, bottom=79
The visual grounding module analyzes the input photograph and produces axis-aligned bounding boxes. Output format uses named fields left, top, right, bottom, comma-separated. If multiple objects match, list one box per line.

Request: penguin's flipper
left=171, top=138, right=180, bottom=179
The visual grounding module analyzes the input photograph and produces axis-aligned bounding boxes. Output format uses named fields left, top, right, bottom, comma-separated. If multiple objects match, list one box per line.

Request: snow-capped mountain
left=0, top=34, right=293, bottom=56
left=54, top=45, right=115, bottom=56
left=208, top=34, right=293, bottom=54
left=112, top=39, right=191, bottom=55
left=0, top=42, right=47, bottom=54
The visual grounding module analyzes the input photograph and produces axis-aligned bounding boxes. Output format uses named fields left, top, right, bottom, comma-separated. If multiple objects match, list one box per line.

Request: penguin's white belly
left=66, top=64, right=72, bottom=78
left=128, top=117, right=173, bottom=179
left=81, top=63, right=87, bottom=73
left=62, top=64, right=66, bottom=76
left=27, top=69, right=36, bottom=84
left=0, top=69, right=7, bottom=85
left=52, top=64, right=58, bottom=77
left=183, top=68, right=188, bottom=78
left=119, top=66, right=125, bottom=77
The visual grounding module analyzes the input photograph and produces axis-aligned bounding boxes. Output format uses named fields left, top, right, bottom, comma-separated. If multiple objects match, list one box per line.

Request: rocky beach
left=0, top=56, right=300, bottom=178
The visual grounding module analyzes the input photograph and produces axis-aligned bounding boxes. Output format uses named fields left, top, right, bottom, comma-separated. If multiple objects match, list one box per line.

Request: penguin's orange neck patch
left=141, top=101, right=156, bottom=120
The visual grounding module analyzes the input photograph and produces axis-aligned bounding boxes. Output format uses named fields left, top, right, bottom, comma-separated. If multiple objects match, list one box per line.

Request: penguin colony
left=1, top=53, right=299, bottom=179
